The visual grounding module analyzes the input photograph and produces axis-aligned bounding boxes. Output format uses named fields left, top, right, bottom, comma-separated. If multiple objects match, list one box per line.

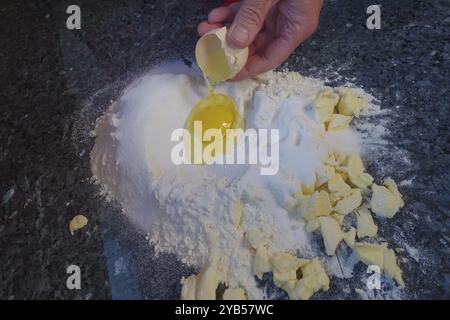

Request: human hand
left=198, top=0, right=323, bottom=81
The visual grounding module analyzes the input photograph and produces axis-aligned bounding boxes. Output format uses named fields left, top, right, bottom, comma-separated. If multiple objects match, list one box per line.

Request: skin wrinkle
left=229, top=0, right=274, bottom=47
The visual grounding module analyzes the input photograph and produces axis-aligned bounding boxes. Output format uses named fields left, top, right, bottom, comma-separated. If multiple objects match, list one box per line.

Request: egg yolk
left=185, top=93, right=243, bottom=161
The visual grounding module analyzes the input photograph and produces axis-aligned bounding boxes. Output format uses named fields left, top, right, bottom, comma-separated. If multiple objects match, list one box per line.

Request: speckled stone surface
left=0, top=0, right=449, bottom=299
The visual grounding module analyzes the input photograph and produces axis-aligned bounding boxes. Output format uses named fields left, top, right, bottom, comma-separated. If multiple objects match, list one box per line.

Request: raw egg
left=184, top=93, right=244, bottom=162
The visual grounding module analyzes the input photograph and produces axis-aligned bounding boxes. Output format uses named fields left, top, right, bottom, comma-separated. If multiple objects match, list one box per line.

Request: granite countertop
left=0, top=0, right=449, bottom=299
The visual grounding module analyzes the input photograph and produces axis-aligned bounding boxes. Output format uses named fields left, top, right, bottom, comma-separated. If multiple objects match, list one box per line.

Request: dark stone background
left=0, top=0, right=448, bottom=299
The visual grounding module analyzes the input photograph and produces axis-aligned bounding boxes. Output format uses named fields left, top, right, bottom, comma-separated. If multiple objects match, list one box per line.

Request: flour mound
left=91, top=64, right=375, bottom=299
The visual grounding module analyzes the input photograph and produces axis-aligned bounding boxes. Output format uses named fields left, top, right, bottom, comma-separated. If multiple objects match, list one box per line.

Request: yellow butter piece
left=223, top=288, right=246, bottom=300
left=383, top=177, right=404, bottom=208
left=273, top=268, right=298, bottom=288
left=315, top=165, right=336, bottom=188
left=337, top=87, right=367, bottom=116
left=271, top=252, right=305, bottom=288
left=353, top=242, right=404, bottom=286
left=195, top=252, right=221, bottom=300
left=330, top=212, right=345, bottom=225
left=253, top=246, right=272, bottom=279
left=347, top=153, right=365, bottom=172
left=282, top=279, right=298, bottom=300
left=334, top=152, right=348, bottom=165
left=347, top=154, right=374, bottom=189
left=356, top=206, right=378, bottom=238
left=291, top=258, right=330, bottom=300
left=329, top=192, right=341, bottom=207
left=301, top=181, right=316, bottom=196
left=318, top=216, right=344, bottom=256
left=313, top=88, right=339, bottom=123
left=343, top=227, right=356, bottom=247
left=328, top=173, right=352, bottom=199
left=297, top=190, right=332, bottom=221
left=327, top=114, right=353, bottom=131
left=334, top=188, right=362, bottom=215
left=270, top=254, right=329, bottom=300
left=370, top=184, right=401, bottom=218
left=271, top=252, right=305, bottom=272
left=336, top=170, right=349, bottom=183
left=383, top=247, right=405, bottom=287
left=245, top=228, right=271, bottom=249
left=324, top=153, right=339, bottom=166
left=69, top=214, right=88, bottom=235
left=350, top=172, right=374, bottom=189
left=181, top=275, right=198, bottom=300
left=354, top=242, right=385, bottom=268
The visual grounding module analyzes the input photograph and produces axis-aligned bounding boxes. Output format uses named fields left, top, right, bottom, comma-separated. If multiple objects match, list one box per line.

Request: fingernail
left=231, top=26, right=250, bottom=45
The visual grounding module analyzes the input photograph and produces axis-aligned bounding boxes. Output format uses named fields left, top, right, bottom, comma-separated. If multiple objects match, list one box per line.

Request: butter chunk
left=324, top=153, right=338, bottom=166
left=271, top=252, right=305, bottom=273
left=315, top=165, right=336, bottom=188
left=347, top=154, right=374, bottom=189
left=330, top=212, right=345, bottom=225
left=353, top=242, right=404, bottom=286
left=383, top=247, right=405, bottom=287
left=337, top=87, right=367, bottom=116
left=245, top=228, right=271, bottom=249
left=253, top=246, right=272, bottom=279
left=327, top=114, right=353, bottom=131
left=69, top=214, right=88, bottom=235
left=271, top=254, right=329, bottom=300
left=334, top=188, right=362, bottom=215
left=313, top=88, right=339, bottom=123
left=297, top=190, right=332, bottom=221
left=292, top=258, right=330, bottom=300
left=334, top=152, right=348, bottom=165
left=196, top=253, right=221, bottom=300
left=223, top=288, right=246, bottom=300
left=318, top=216, right=344, bottom=256
left=370, top=184, right=401, bottom=218
left=181, top=275, right=197, bottom=300
left=383, top=177, right=404, bottom=208
left=354, top=242, right=384, bottom=267
left=356, top=207, right=378, bottom=238
left=350, top=172, right=374, bottom=190
left=328, top=173, right=351, bottom=199
left=343, top=227, right=356, bottom=247
left=301, top=181, right=316, bottom=196
left=271, top=252, right=305, bottom=288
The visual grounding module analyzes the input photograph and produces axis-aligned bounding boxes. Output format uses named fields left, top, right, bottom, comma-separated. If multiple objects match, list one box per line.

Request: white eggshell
left=196, top=26, right=249, bottom=81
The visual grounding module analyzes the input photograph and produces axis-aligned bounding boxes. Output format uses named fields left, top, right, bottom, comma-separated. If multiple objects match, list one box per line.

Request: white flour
left=91, top=63, right=378, bottom=299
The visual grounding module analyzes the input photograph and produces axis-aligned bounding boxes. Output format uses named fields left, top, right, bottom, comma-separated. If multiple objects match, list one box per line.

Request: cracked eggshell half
left=195, top=26, right=249, bottom=81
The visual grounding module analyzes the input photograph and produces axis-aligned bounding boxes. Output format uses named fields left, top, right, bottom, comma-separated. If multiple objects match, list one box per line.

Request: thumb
left=227, top=0, right=273, bottom=48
